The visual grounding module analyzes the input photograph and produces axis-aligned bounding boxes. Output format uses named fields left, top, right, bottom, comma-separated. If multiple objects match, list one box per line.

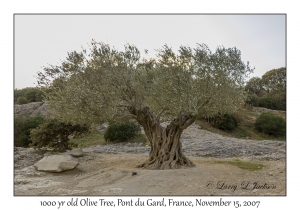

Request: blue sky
left=14, top=14, right=286, bottom=89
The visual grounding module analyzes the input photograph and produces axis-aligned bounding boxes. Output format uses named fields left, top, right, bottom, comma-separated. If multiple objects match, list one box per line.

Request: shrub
left=259, top=95, right=286, bottom=111
left=104, top=122, right=141, bottom=142
left=30, top=119, right=90, bottom=152
left=17, top=96, right=28, bottom=105
left=14, top=114, right=45, bottom=147
left=245, top=94, right=260, bottom=107
left=254, top=113, right=286, bottom=136
left=208, top=114, right=238, bottom=131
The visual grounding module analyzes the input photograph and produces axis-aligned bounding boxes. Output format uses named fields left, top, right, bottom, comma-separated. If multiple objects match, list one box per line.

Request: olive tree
left=37, top=41, right=253, bottom=169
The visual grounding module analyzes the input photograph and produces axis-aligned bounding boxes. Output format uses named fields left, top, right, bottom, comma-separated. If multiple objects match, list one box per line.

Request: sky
left=14, top=14, right=286, bottom=89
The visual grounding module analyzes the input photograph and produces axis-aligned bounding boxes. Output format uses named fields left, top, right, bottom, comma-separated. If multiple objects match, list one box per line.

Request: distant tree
left=37, top=41, right=253, bottom=169
left=30, top=119, right=89, bottom=152
left=14, top=87, right=45, bottom=104
left=25, top=88, right=45, bottom=102
left=245, top=67, right=286, bottom=110
left=25, top=89, right=37, bottom=102
left=14, top=88, right=27, bottom=103
left=245, top=77, right=264, bottom=96
left=261, top=67, right=286, bottom=93
left=35, top=89, right=44, bottom=101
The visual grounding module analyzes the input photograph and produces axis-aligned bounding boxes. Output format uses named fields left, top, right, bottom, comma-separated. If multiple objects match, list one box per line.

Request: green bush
left=17, top=96, right=28, bottom=105
left=245, top=94, right=260, bottom=107
left=30, top=119, right=90, bottom=152
left=254, top=113, right=286, bottom=136
left=245, top=92, right=286, bottom=111
left=14, top=114, right=45, bottom=147
left=208, top=114, right=238, bottom=131
left=258, top=95, right=286, bottom=111
left=104, top=122, right=141, bottom=142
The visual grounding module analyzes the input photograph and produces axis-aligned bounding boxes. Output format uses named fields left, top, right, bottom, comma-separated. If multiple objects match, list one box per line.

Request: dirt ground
left=14, top=153, right=286, bottom=196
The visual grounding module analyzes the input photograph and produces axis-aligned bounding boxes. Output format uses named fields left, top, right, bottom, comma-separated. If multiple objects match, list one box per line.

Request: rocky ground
left=84, top=123, right=286, bottom=161
left=14, top=123, right=286, bottom=196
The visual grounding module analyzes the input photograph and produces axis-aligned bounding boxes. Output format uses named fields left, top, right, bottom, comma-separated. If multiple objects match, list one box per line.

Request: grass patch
left=130, top=134, right=149, bottom=145
left=233, top=127, right=252, bottom=138
left=69, top=130, right=149, bottom=148
left=215, top=159, right=265, bottom=171
left=69, top=131, right=106, bottom=148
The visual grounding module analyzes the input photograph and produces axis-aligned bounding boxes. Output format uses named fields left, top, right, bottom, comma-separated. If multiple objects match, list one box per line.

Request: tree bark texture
left=129, top=106, right=196, bottom=170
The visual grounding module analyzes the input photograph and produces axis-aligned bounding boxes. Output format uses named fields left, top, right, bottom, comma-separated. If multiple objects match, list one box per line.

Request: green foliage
left=254, top=113, right=286, bottom=136
left=14, top=88, right=28, bottom=102
left=37, top=41, right=253, bottom=125
left=17, top=96, right=28, bottom=105
left=14, top=114, right=45, bottom=147
left=208, top=114, right=238, bottom=131
left=30, top=119, right=90, bottom=152
left=104, top=122, right=141, bottom=142
left=261, top=67, right=286, bottom=93
left=259, top=93, right=286, bottom=110
left=246, top=93, right=286, bottom=110
left=245, top=77, right=263, bottom=96
left=245, top=67, right=286, bottom=111
left=14, top=87, right=45, bottom=104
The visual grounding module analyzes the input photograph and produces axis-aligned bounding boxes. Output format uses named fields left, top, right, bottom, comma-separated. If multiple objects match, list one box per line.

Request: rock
left=95, top=123, right=109, bottom=133
left=65, top=149, right=84, bottom=157
left=14, top=147, right=44, bottom=170
left=34, top=154, right=79, bottom=172
left=252, top=106, right=286, bottom=118
left=14, top=102, right=50, bottom=116
left=15, top=179, right=62, bottom=191
left=82, top=123, right=286, bottom=161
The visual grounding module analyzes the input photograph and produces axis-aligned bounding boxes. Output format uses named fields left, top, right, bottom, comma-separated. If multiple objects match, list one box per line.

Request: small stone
left=65, top=149, right=84, bottom=157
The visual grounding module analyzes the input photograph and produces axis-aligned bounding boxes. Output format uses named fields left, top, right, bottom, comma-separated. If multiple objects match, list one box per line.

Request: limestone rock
left=95, top=123, right=109, bottom=133
left=14, top=102, right=49, bottom=116
left=64, top=149, right=84, bottom=157
left=252, top=106, right=286, bottom=118
left=14, top=147, right=45, bottom=170
left=34, top=154, right=79, bottom=172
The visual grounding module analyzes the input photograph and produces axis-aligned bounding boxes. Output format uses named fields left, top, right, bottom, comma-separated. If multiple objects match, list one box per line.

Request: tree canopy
left=38, top=41, right=253, bottom=124
left=37, top=41, right=253, bottom=169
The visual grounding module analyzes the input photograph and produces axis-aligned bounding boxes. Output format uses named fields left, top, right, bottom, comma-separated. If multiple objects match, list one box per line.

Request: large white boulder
left=34, top=154, right=79, bottom=172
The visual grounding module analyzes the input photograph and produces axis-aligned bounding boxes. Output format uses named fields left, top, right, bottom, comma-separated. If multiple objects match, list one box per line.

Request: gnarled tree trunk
left=129, top=106, right=195, bottom=170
